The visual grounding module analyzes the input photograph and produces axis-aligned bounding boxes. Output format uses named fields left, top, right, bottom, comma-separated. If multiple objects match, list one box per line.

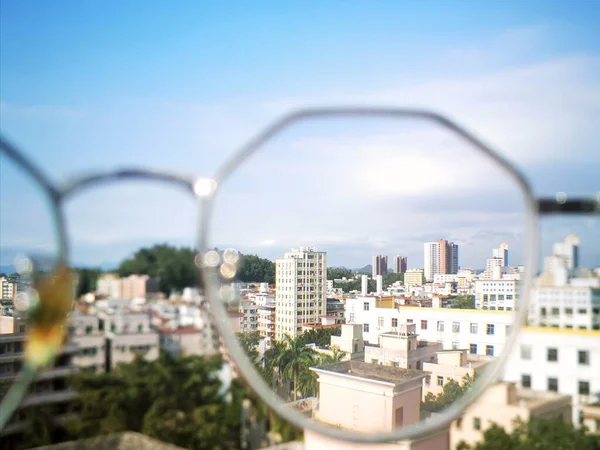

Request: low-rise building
left=305, top=361, right=450, bottom=449
left=450, top=382, right=571, bottom=450
left=345, top=297, right=513, bottom=357
left=364, top=324, right=441, bottom=370
left=421, top=350, right=489, bottom=398
left=0, top=317, right=79, bottom=445
left=98, top=310, right=159, bottom=371
left=404, top=270, right=424, bottom=287
left=503, top=326, right=600, bottom=424
left=474, top=279, right=518, bottom=311
left=69, top=311, right=105, bottom=372
left=159, top=327, right=217, bottom=357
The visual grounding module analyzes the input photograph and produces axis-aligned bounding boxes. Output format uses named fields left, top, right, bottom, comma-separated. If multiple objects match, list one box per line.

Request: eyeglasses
left=0, top=108, right=597, bottom=443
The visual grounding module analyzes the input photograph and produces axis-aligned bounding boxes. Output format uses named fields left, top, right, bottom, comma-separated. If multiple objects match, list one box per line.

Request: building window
left=349, top=313, right=355, bottom=322
left=548, top=377, right=558, bottom=392
left=110, top=323, right=116, bottom=333
left=578, top=308, right=587, bottom=314
left=452, top=322, right=460, bottom=333
left=547, top=348, right=558, bottom=362
left=486, top=345, right=494, bottom=356
left=470, top=323, right=478, bottom=334
left=551, top=307, right=559, bottom=316
left=579, top=381, right=590, bottom=395
left=520, top=345, right=532, bottom=360
left=137, top=324, right=143, bottom=333
left=521, top=374, right=531, bottom=388
left=452, top=342, right=459, bottom=350
left=565, top=308, right=573, bottom=315
left=377, top=317, right=384, bottom=328
left=371, top=358, right=378, bottom=364
left=391, top=361, right=399, bottom=367
left=578, top=350, right=589, bottom=365
left=425, top=375, right=431, bottom=385
left=363, top=302, right=370, bottom=311
left=437, top=321, right=444, bottom=332
left=364, top=323, right=370, bottom=333
left=437, top=376, right=444, bottom=386
left=85, top=326, right=93, bottom=335
left=456, top=418, right=463, bottom=429
left=421, top=320, right=428, bottom=330
left=486, top=324, right=495, bottom=335
left=473, top=417, right=481, bottom=430
left=470, top=344, right=477, bottom=354
left=392, top=318, right=398, bottom=327
left=540, top=307, right=547, bottom=317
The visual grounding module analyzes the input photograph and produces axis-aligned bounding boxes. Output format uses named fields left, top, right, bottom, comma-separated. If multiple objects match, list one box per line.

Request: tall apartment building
left=393, top=255, right=408, bottom=273
left=239, top=300, right=258, bottom=333
left=424, top=239, right=458, bottom=282
left=552, top=234, right=580, bottom=271
left=492, top=243, right=509, bottom=267
left=0, top=274, right=17, bottom=300
left=372, top=255, right=388, bottom=278
left=275, top=247, right=327, bottom=340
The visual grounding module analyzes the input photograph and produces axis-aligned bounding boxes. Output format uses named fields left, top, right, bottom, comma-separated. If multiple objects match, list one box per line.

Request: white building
left=364, top=323, right=442, bottom=370
left=345, top=297, right=513, bottom=358
left=275, top=247, right=327, bottom=340
left=239, top=300, right=258, bottom=333
left=96, top=273, right=122, bottom=299
left=404, top=269, right=425, bottom=287
left=503, top=326, right=600, bottom=424
left=98, top=310, right=159, bottom=370
left=69, top=312, right=106, bottom=372
left=474, top=279, right=519, bottom=311
left=527, top=284, right=600, bottom=330
left=159, top=326, right=217, bottom=357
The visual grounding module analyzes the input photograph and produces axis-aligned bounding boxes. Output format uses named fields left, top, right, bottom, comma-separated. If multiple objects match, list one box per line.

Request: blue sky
left=1, top=1, right=599, bottom=269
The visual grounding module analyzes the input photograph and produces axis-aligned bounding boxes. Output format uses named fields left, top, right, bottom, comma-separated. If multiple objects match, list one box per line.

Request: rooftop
left=159, top=327, right=201, bottom=335
left=312, top=360, right=425, bottom=384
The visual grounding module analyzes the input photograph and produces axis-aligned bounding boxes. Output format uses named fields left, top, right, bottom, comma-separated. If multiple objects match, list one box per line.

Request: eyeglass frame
left=0, top=107, right=597, bottom=441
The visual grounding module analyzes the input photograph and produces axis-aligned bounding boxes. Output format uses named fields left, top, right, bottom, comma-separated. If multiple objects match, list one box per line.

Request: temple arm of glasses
left=537, top=197, right=600, bottom=215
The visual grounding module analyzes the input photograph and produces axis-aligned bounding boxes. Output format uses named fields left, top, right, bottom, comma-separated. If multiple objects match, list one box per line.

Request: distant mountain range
left=354, top=264, right=372, bottom=274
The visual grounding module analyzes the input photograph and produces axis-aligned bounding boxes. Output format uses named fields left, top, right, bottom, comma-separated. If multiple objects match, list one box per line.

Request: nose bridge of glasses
left=59, top=168, right=216, bottom=200
left=537, top=195, right=600, bottom=215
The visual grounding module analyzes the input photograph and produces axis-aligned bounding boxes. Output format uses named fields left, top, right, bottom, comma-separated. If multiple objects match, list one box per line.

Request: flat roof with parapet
left=311, top=360, right=426, bottom=385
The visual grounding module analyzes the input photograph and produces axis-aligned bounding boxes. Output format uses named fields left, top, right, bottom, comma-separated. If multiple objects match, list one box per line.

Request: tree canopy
left=236, top=254, right=275, bottom=284
left=327, top=266, right=354, bottom=280
left=457, top=416, right=600, bottom=450
left=422, top=376, right=473, bottom=413
left=117, top=244, right=199, bottom=294
left=66, top=353, right=244, bottom=449
left=450, top=295, right=476, bottom=309
left=74, top=267, right=103, bottom=297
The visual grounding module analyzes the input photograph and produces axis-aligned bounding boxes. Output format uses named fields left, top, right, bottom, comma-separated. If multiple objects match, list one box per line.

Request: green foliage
left=274, top=335, right=317, bottom=401
left=450, top=295, right=476, bottom=309
left=333, top=278, right=376, bottom=293
left=236, top=254, right=275, bottom=284
left=327, top=266, right=353, bottom=280
left=422, top=375, right=473, bottom=413
left=296, top=327, right=341, bottom=347
left=117, top=244, right=199, bottom=294
left=382, top=272, right=404, bottom=287
left=458, top=416, right=600, bottom=450
left=66, top=353, right=243, bottom=449
left=237, top=331, right=261, bottom=362
left=74, top=267, right=103, bottom=297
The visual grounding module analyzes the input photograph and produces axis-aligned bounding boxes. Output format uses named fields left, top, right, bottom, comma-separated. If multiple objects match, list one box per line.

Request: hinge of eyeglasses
left=537, top=197, right=600, bottom=214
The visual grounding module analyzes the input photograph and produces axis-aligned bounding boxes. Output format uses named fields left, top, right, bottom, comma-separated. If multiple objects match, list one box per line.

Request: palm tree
left=274, top=335, right=316, bottom=401
left=319, top=347, right=346, bottom=365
